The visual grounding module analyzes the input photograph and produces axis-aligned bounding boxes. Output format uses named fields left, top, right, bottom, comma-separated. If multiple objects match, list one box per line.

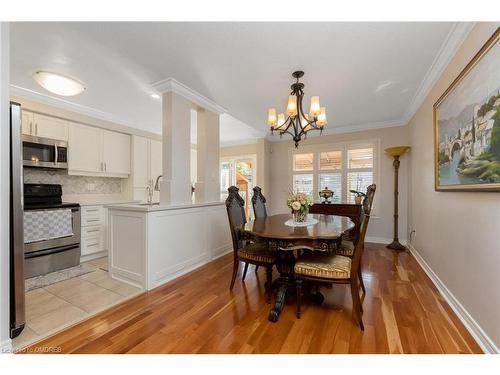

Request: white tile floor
left=12, top=257, right=142, bottom=350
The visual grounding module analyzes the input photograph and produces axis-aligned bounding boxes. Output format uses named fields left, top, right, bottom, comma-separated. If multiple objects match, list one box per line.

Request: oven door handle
left=54, top=143, right=58, bottom=165
left=24, top=244, right=80, bottom=259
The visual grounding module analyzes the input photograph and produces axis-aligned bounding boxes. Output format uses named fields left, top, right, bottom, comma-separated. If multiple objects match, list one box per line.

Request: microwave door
left=22, top=135, right=68, bottom=169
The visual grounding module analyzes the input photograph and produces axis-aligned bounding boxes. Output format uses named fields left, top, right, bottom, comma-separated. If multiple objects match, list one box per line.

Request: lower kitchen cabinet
left=80, top=205, right=107, bottom=262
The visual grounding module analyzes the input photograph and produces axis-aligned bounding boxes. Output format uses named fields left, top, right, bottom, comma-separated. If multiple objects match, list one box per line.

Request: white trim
left=220, top=138, right=258, bottom=147
left=152, top=77, right=226, bottom=114
left=266, top=119, right=406, bottom=142
left=407, top=243, right=499, bottom=354
left=404, top=22, right=475, bottom=123
left=1, top=338, right=12, bottom=354
left=10, top=84, right=138, bottom=130
left=365, top=236, right=395, bottom=245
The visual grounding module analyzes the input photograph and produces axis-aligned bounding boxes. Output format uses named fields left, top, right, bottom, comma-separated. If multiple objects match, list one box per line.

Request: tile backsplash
left=23, top=169, right=122, bottom=195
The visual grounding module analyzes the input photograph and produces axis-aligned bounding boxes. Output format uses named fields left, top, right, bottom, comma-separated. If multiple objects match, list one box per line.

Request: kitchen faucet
left=154, top=175, right=163, bottom=191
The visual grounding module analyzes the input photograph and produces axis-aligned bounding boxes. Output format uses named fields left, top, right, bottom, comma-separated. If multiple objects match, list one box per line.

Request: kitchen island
left=106, top=201, right=231, bottom=290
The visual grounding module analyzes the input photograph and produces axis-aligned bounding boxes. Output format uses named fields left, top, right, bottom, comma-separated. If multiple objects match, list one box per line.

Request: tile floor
left=12, top=257, right=142, bottom=350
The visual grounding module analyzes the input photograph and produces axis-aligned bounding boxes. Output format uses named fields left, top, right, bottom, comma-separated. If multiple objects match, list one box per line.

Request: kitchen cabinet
left=68, top=122, right=130, bottom=178
left=102, top=130, right=131, bottom=175
left=21, top=111, right=34, bottom=135
left=68, top=122, right=102, bottom=174
left=21, top=111, right=68, bottom=141
left=80, top=205, right=106, bottom=261
left=132, top=136, right=162, bottom=203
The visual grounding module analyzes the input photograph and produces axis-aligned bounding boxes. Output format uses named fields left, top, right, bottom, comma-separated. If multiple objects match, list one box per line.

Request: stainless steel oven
left=23, top=184, right=81, bottom=279
left=22, top=134, right=68, bottom=169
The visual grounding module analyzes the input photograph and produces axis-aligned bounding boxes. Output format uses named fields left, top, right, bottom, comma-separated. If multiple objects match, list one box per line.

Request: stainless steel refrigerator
left=10, top=101, right=25, bottom=338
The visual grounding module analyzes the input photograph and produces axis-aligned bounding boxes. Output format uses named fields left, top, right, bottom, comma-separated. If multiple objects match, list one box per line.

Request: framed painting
left=434, top=28, right=500, bottom=191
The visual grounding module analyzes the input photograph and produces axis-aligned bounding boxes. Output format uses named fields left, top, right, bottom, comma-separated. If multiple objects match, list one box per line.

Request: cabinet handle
left=87, top=219, right=100, bottom=222
left=87, top=242, right=99, bottom=247
left=35, top=123, right=38, bottom=135
left=29, top=122, right=33, bottom=134
left=104, top=162, right=107, bottom=172
left=86, top=229, right=100, bottom=233
left=100, top=162, right=103, bottom=171
left=85, top=208, right=99, bottom=212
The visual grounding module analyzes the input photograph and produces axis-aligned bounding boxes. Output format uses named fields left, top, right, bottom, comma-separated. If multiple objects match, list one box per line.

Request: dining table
left=244, top=213, right=355, bottom=322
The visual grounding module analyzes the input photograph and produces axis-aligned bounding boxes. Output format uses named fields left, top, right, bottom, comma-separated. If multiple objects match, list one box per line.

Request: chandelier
left=267, top=71, right=327, bottom=147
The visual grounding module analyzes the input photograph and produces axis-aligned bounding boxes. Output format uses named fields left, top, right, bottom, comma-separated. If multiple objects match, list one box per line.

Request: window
left=290, top=142, right=377, bottom=205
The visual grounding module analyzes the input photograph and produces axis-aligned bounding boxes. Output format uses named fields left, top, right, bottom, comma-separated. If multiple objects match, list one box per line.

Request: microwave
left=22, top=135, right=68, bottom=170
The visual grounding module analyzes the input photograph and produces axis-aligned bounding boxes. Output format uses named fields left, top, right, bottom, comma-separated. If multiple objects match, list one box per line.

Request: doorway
left=220, top=155, right=257, bottom=219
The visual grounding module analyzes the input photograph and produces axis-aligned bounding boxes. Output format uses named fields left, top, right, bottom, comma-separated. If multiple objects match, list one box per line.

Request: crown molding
left=152, top=77, right=226, bottom=114
left=10, top=84, right=135, bottom=128
left=265, top=118, right=407, bottom=142
left=403, top=22, right=475, bottom=123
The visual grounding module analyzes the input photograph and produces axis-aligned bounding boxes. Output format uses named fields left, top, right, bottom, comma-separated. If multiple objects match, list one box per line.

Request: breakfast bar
left=106, top=201, right=232, bottom=290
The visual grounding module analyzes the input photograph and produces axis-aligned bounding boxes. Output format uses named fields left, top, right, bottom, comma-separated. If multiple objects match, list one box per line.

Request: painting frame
left=434, top=27, right=500, bottom=192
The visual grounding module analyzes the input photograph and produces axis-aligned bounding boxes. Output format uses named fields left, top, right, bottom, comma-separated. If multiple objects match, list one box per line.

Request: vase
left=354, top=196, right=362, bottom=204
left=293, top=209, right=308, bottom=223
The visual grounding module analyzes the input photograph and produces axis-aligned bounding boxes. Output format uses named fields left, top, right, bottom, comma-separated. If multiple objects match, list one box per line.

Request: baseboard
left=365, top=236, right=407, bottom=245
left=407, top=243, right=499, bottom=354
left=1, top=338, right=12, bottom=354
left=211, top=245, right=232, bottom=260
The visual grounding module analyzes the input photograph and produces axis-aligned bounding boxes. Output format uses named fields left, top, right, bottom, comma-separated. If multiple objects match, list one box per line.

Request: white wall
left=407, top=22, right=500, bottom=352
left=0, top=22, right=11, bottom=351
left=267, top=126, right=410, bottom=242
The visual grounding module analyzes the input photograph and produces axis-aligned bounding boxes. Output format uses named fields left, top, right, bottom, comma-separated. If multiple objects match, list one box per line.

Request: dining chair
left=336, top=184, right=376, bottom=295
left=251, top=186, right=268, bottom=219
left=294, top=184, right=376, bottom=330
left=225, top=186, right=275, bottom=302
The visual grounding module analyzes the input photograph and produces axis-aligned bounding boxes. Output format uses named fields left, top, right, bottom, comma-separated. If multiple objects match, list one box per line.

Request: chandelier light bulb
left=309, top=96, right=321, bottom=117
left=301, top=114, right=310, bottom=129
left=267, top=108, right=277, bottom=127
left=286, top=95, right=298, bottom=117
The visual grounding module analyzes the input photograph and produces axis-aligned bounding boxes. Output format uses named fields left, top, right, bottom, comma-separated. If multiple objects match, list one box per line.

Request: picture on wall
left=434, top=28, right=500, bottom=191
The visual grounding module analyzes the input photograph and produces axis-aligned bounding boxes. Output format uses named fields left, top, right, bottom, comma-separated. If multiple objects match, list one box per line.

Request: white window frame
left=288, top=138, right=380, bottom=215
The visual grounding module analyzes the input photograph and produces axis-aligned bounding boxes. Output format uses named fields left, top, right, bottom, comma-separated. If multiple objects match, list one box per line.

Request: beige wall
left=268, top=126, right=410, bottom=241
left=407, top=23, right=500, bottom=350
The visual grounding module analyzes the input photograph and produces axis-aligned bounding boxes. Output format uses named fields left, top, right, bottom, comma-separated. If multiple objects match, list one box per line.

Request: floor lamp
left=384, top=146, right=410, bottom=251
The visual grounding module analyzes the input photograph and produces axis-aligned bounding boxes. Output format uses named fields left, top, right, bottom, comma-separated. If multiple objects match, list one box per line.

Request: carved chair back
left=225, top=186, right=247, bottom=253
left=351, top=184, right=376, bottom=278
left=251, top=186, right=268, bottom=219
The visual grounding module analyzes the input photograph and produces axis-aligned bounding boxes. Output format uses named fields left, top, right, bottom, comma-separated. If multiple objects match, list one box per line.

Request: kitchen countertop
left=63, top=194, right=141, bottom=207
left=106, top=201, right=224, bottom=212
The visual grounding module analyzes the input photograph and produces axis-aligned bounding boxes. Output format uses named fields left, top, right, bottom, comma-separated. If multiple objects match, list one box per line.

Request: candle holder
left=384, top=146, right=410, bottom=251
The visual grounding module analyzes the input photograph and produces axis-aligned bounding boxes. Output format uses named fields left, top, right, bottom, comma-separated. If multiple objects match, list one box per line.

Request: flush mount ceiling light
left=151, top=93, right=161, bottom=99
left=267, top=71, right=327, bottom=148
left=33, top=71, right=86, bottom=96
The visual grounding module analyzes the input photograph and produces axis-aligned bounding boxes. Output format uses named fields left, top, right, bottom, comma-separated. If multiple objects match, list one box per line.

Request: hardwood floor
left=21, top=243, right=482, bottom=354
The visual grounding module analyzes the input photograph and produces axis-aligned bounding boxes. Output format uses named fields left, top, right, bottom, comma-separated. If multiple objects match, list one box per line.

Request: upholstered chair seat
left=294, top=254, right=351, bottom=279
left=238, top=243, right=276, bottom=264
left=336, top=239, right=355, bottom=257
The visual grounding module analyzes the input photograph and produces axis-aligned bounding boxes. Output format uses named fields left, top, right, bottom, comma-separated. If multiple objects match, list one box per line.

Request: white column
left=0, top=22, right=11, bottom=351
left=160, top=92, right=193, bottom=205
left=195, top=109, right=220, bottom=203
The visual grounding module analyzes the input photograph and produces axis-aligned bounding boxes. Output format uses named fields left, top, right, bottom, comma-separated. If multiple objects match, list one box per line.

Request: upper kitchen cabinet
left=68, top=123, right=131, bottom=178
left=22, top=111, right=68, bottom=141
left=131, top=136, right=162, bottom=202
left=68, top=122, right=102, bottom=175
left=102, top=130, right=131, bottom=176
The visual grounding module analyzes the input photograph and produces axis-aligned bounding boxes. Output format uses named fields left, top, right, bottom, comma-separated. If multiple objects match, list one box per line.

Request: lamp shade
left=267, top=108, right=277, bottom=127
left=286, top=95, right=298, bottom=117
left=309, top=96, right=321, bottom=117
left=384, top=146, right=411, bottom=157
left=316, top=107, right=327, bottom=127
left=277, top=113, right=286, bottom=128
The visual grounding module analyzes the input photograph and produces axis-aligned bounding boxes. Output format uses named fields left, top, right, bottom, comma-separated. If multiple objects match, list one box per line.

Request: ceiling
left=10, top=22, right=473, bottom=145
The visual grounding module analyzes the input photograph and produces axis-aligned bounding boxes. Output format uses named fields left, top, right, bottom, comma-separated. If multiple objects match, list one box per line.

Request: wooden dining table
left=244, top=213, right=355, bottom=322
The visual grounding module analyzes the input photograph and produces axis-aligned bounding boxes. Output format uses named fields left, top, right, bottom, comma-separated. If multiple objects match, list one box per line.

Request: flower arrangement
left=287, top=191, right=313, bottom=222
left=349, top=190, right=366, bottom=204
